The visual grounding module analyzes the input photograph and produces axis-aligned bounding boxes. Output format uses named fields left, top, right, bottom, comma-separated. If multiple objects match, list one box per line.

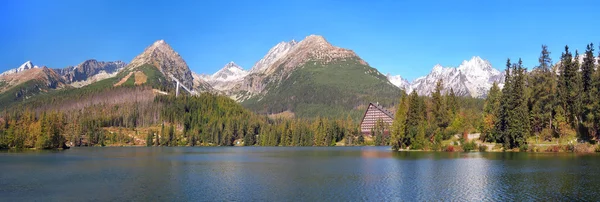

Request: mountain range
left=385, top=56, right=505, bottom=98
left=1, top=34, right=509, bottom=118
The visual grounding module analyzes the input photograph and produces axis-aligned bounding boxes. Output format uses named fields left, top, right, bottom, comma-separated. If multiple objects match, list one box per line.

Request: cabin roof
left=369, top=102, right=395, bottom=119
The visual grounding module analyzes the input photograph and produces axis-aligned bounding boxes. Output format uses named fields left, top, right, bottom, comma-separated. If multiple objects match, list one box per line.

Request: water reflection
left=1, top=147, right=600, bottom=201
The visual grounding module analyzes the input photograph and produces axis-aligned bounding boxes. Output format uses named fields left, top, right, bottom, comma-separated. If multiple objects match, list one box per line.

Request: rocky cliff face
left=55, top=59, right=127, bottom=87
left=127, top=40, right=196, bottom=90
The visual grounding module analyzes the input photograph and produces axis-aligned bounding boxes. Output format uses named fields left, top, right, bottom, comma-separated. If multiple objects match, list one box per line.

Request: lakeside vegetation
left=391, top=44, right=600, bottom=153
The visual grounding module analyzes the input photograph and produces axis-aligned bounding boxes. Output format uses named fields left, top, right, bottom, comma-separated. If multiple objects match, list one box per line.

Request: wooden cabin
left=359, top=102, right=395, bottom=135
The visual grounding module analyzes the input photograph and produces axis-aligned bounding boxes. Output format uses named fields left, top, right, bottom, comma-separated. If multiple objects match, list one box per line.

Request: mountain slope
left=239, top=35, right=402, bottom=119
left=0, top=67, right=68, bottom=106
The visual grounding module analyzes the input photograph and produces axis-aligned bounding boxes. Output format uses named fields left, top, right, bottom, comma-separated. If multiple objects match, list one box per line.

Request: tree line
left=482, top=44, right=600, bottom=150
left=389, top=43, right=600, bottom=151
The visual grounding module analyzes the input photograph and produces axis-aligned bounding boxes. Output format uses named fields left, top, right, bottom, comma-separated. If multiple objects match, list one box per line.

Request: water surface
left=1, top=147, right=599, bottom=201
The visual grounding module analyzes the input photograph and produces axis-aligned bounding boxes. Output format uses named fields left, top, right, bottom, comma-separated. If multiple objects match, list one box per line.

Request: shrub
left=564, top=144, right=575, bottom=152
left=519, top=144, right=529, bottom=152
left=478, top=144, right=487, bottom=152
left=493, top=144, right=502, bottom=150
left=463, top=141, right=476, bottom=152
left=596, top=144, right=600, bottom=153
left=574, top=143, right=595, bottom=153
left=431, top=143, right=442, bottom=151
left=444, top=145, right=456, bottom=152
left=546, top=145, right=560, bottom=152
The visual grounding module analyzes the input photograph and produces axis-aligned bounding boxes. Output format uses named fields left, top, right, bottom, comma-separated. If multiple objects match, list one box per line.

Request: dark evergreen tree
left=529, top=45, right=556, bottom=142
left=495, top=59, right=512, bottom=147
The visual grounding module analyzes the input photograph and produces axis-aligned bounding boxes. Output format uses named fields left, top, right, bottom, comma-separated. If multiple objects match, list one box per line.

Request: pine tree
left=482, top=82, right=501, bottom=142
left=406, top=91, right=423, bottom=149
left=581, top=43, right=596, bottom=140
left=495, top=59, right=512, bottom=147
left=391, top=92, right=408, bottom=150
left=529, top=45, right=556, bottom=142
left=447, top=88, right=458, bottom=116
left=507, top=59, right=529, bottom=148
left=558, top=46, right=581, bottom=126
left=146, top=130, right=153, bottom=147
left=432, top=79, right=449, bottom=130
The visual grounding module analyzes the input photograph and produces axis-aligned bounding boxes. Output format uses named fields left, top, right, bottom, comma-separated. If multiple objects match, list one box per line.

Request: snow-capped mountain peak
left=1, top=61, right=40, bottom=76
left=458, top=56, right=493, bottom=72
left=200, top=61, right=249, bottom=92
left=249, top=40, right=297, bottom=74
left=388, top=56, right=504, bottom=98
left=212, top=61, right=248, bottom=81
left=386, top=74, right=411, bottom=91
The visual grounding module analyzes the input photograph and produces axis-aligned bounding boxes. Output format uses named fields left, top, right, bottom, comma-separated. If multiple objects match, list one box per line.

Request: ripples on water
left=1, top=147, right=599, bottom=201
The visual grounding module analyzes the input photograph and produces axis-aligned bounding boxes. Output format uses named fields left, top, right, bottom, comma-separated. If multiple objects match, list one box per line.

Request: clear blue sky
left=0, top=0, right=598, bottom=81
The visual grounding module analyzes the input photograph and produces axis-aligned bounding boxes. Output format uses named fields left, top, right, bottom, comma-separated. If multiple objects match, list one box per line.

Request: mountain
left=127, top=40, right=204, bottom=91
left=249, top=40, right=297, bottom=74
left=237, top=35, right=402, bottom=118
left=386, top=74, right=410, bottom=91
left=1, top=61, right=40, bottom=76
left=202, top=62, right=248, bottom=91
left=0, top=66, right=67, bottom=104
left=55, top=59, right=127, bottom=87
left=388, top=56, right=504, bottom=98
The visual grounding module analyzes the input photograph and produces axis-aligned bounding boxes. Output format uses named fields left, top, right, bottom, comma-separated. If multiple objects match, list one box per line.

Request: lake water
left=1, top=147, right=600, bottom=201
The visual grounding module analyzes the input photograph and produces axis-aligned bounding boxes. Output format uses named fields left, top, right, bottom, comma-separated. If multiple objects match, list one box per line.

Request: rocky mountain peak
left=250, top=40, right=298, bottom=74
left=263, top=35, right=364, bottom=75
left=224, top=61, right=242, bottom=70
left=432, top=64, right=444, bottom=73
left=1, top=61, right=41, bottom=76
left=212, top=62, right=247, bottom=81
left=300, top=35, right=331, bottom=48
left=203, top=61, right=249, bottom=92
left=388, top=56, right=504, bottom=98
left=57, top=59, right=127, bottom=86
left=459, top=56, right=493, bottom=72
left=127, top=39, right=194, bottom=89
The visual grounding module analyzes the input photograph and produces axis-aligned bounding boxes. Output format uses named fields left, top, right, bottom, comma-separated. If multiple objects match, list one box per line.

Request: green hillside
left=242, top=58, right=403, bottom=120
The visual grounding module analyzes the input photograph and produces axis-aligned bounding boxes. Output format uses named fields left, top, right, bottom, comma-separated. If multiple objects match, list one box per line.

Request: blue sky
left=0, top=0, right=598, bottom=81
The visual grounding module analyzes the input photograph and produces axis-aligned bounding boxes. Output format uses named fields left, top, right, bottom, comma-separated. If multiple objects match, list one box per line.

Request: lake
left=1, top=147, right=599, bottom=201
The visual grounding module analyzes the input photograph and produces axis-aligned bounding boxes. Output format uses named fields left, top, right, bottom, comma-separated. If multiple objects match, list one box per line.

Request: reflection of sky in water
left=2, top=147, right=600, bottom=201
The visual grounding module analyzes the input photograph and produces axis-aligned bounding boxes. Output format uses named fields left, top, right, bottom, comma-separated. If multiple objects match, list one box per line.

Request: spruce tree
left=581, top=43, right=596, bottom=140
left=391, top=92, right=408, bottom=150
left=432, top=79, right=449, bottom=130
left=483, top=82, right=501, bottom=142
left=405, top=91, right=422, bottom=148
left=447, top=88, right=458, bottom=116
left=529, top=45, right=555, bottom=141
left=507, top=59, right=529, bottom=148
left=495, top=59, right=512, bottom=147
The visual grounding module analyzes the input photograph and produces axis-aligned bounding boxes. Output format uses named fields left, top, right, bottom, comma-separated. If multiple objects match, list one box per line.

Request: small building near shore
left=359, top=102, right=395, bottom=135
